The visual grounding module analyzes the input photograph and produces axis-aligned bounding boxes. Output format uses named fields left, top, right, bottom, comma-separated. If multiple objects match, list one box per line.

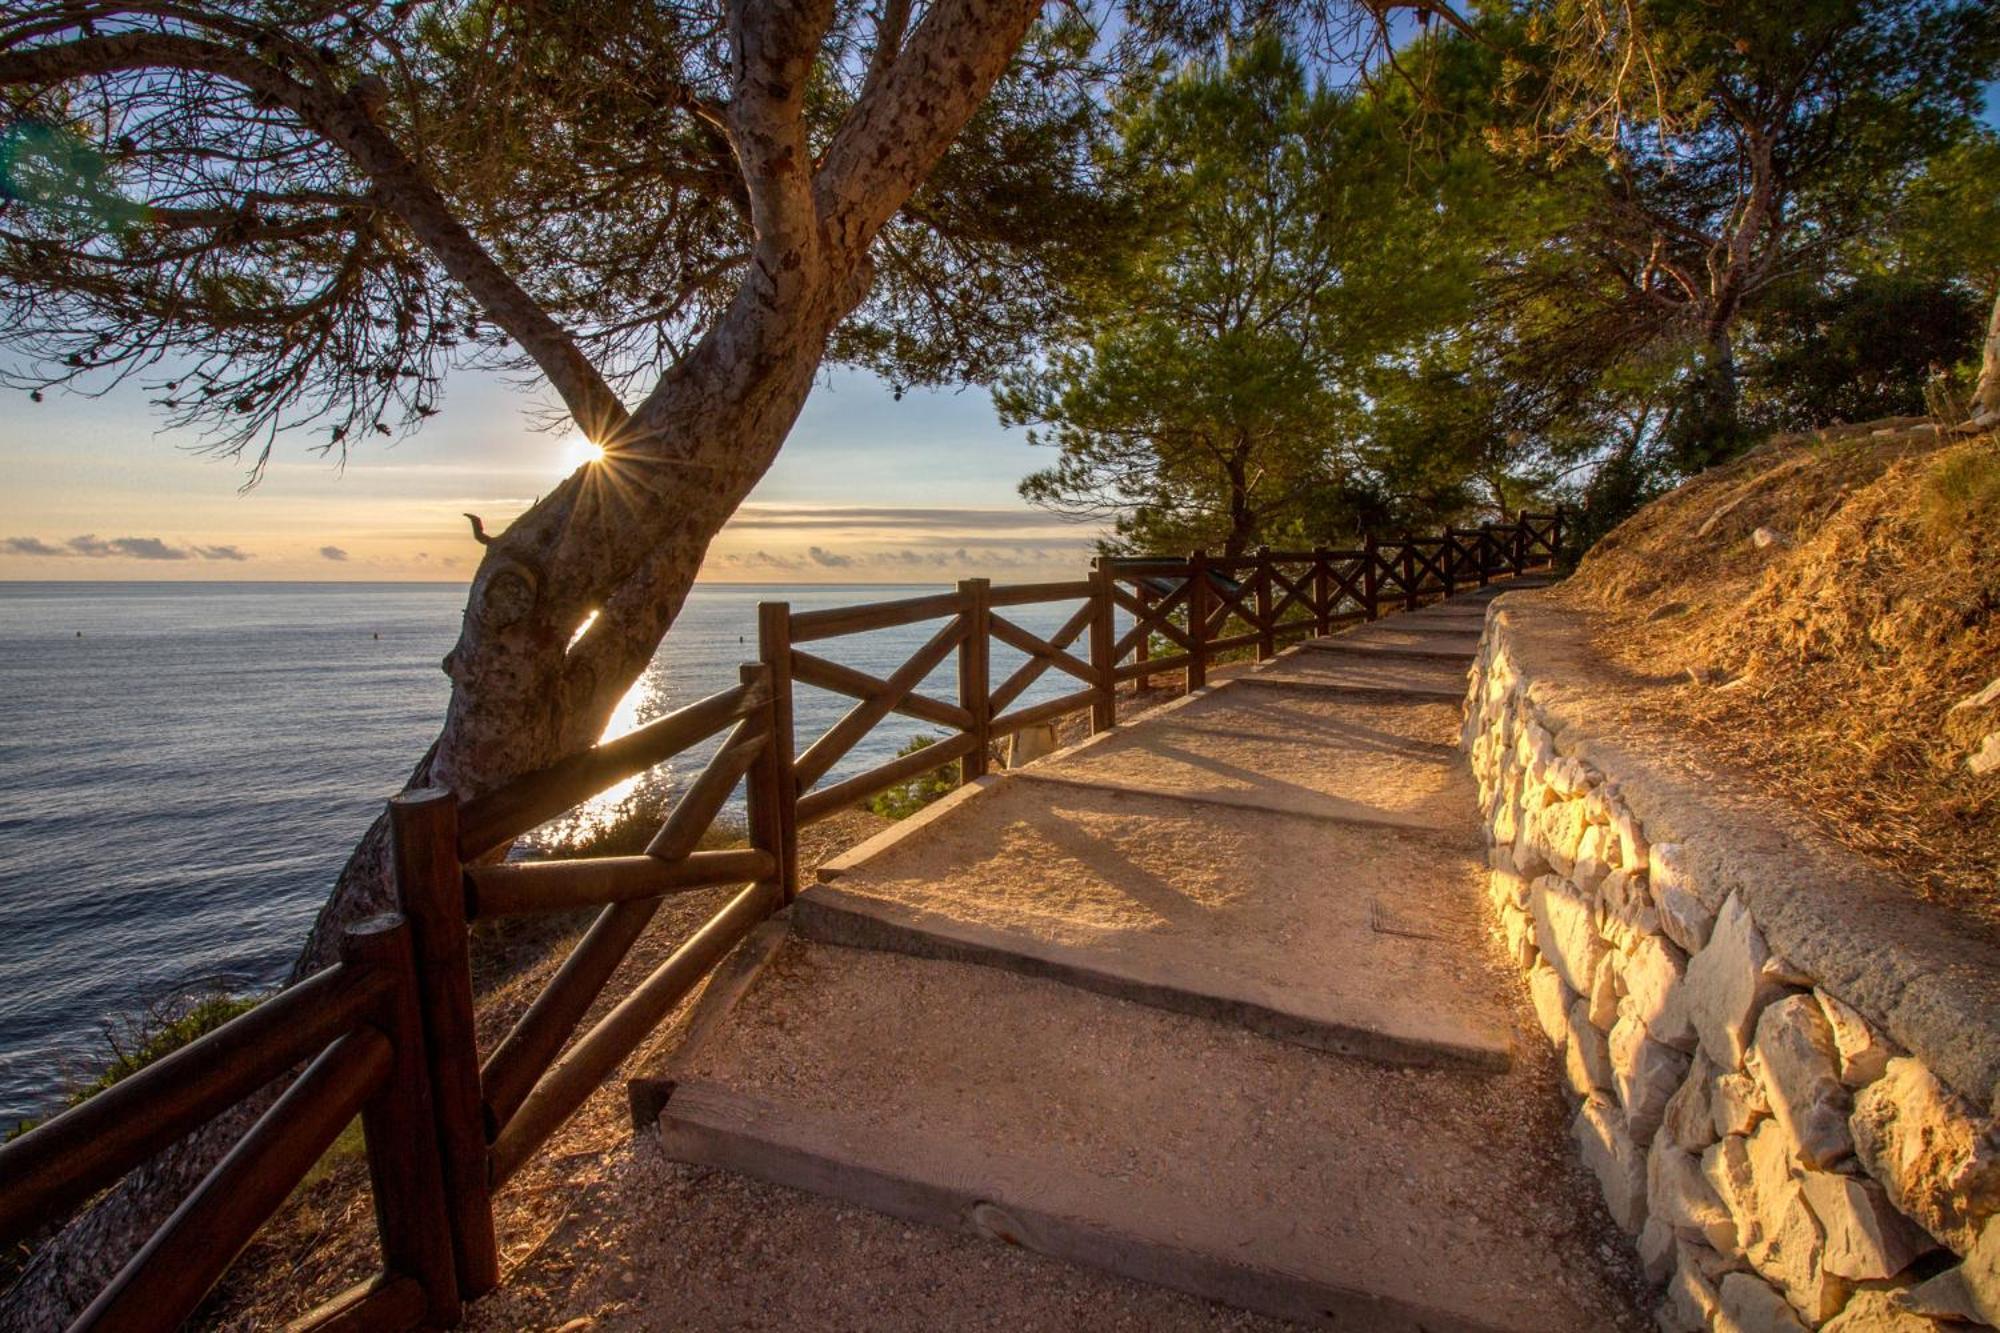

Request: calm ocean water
left=0, top=580, right=1096, bottom=1124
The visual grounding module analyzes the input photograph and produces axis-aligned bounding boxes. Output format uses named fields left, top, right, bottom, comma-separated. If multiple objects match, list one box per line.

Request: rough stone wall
left=1464, top=616, right=2000, bottom=1332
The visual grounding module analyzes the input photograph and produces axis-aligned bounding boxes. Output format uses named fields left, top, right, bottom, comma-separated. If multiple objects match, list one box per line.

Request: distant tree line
left=1007, top=1, right=2000, bottom=556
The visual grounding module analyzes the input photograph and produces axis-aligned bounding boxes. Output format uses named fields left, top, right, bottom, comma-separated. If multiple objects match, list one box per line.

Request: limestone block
left=1639, top=1214, right=1678, bottom=1284
left=1896, top=1214, right=1998, bottom=1324
left=1573, top=823, right=1614, bottom=894
left=1665, top=1053, right=1722, bottom=1154
left=1589, top=949, right=1622, bottom=1031
left=1567, top=999, right=1616, bottom=1096
left=1512, top=822, right=1554, bottom=880
left=1754, top=994, right=1856, bottom=1168
left=1820, top=1288, right=1948, bottom=1332
left=1488, top=865, right=1532, bottom=913
left=1797, top=1169, right=1936, bottom=1281
left=1817, top=991, right=1898, bottom=1089
left=1546, top=753, right=1596, bottom=800
left=1663, top=1252, right=1723, bottom=1332
left=1850, top=1057, right=2000, bottom=1255
left=1706, top=1122, right=1800, bottom=1260
left=1750, top=1186, right=1851, bottom=1324
left=1627, top=933, right=1697, bottom=1051
left=1529, top=958, right=1576, bottom=1048
left=1715, top=1071, right=1772, bottom=1138
left=1491, top=795, right=1520, bottom=847
left=1609, top=799, right=1650, bottom=874
left=1717, top=1272, right=1811, bottom=1333
left=1676, top=893, right=1789, bottom=1071
left=1533, top=873, right=1605, bottom=994
left=1500, top=902, right=1536, bottom=970
left=1615, top=1006, right=1693, bottom=1144
left=1576, top=1092, right=1650, bottom=1233
left=1548, top=799, right=1593, bottom=875
left=1649, top=842, right=1716, bottom=954
left=1652, top=1130, right=1738, bottom=1253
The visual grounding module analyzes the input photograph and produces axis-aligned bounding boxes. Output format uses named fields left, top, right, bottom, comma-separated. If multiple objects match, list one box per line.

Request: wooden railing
left=0, top=509, right=1559, bottom=1330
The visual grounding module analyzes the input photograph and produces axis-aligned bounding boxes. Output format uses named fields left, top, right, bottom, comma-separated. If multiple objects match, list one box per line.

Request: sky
left=0, top=364, right=1103, bottom=584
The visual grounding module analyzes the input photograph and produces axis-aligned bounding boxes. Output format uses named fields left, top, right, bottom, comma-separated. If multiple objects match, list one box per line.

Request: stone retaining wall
left=1463, top=596, right=2000, bottom=1332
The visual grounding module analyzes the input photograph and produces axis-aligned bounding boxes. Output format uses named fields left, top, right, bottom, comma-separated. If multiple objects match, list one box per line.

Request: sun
left=560, top=433, right=606, bottom=471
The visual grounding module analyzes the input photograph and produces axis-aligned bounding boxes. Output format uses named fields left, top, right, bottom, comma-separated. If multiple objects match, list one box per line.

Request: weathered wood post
left=343, top=914, right=463, bottom=1328
left=1133, top=579, right=1153, bottom=690
left=1441, top=529, right=1459, bottom=598
left=1400, top=536, right=1419, bottom=612
left=756, top=603, right=800, bottom=899
left=1510, top=513, right=1528, bottom=575
left=1362, top=533, right=1381, bottom=620
left=1089, top=558, right=1116, bottom=734
left=1253, top=546, right=1276, bottom=660
left=387, top=789, right=498, bottom=1301
left=1311, top=545, right=1333, bottom=635
left=1186, top=550, right=1210, bottom=691
left=1477, top=522, right=1494, bottom=587
left=739, top=661, right=791, bottom=901
left=958, top=578, right=991, bottom=780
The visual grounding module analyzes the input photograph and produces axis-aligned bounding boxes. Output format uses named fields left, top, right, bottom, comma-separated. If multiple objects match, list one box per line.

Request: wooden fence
left=0, top=510, right=1561, bottom=1330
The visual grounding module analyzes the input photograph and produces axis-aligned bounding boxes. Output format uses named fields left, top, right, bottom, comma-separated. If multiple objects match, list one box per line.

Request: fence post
left=1186, top=550, right=1209, bottom=691
left=739, top=662, right=790, bottom=909
left=1089, top=558, right=1116, bottom=733
left=756, top=603, right=799, bottom=900
left=958, top=578, right=991, bottom=780
left=1511, top=513, right=1528, bottom=575
left=343, top=914, right=463, bottom=1328
left=1362, top=533, right=1380, bottom=620
left=387, top=789, right=498, bottom=1302
left=1400, top=535, right=1419, bottom=611
left=1133, top=581, right=1153, bottom=690
left=1441, top=529, right=1459, bottom=598
left=1477, top=523, right=1493, bottom=587
left=1311, top=546, right=1332, bottom=635
left=1253, top=546, right=1276, bottom=660
left=1550, top=505, right=1565, bottom=563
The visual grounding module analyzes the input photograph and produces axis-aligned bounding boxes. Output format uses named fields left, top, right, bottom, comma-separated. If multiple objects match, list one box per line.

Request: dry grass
left=1555, top=422, right=2000, bottom=938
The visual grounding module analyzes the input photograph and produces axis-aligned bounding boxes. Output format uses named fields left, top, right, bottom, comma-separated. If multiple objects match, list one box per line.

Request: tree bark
left=1974, top=284, right=2000, bottom=418
left=1, top=0, right=1044, bottom=1325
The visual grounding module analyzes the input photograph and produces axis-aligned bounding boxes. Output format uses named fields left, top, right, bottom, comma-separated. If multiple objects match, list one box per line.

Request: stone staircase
left=631, top=581, right=1648, bottom=1331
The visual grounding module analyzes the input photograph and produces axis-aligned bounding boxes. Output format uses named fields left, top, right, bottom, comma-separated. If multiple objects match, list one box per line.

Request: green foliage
left=865, top=735, right=962, bottom=821
left=7, top=991, right=258, bottom=1142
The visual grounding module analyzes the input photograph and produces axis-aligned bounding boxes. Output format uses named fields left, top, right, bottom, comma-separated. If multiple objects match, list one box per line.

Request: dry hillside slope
left=1554, top=423, right=2000, bottom=936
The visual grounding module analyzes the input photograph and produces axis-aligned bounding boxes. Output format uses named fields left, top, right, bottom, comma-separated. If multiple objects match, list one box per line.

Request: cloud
left=6, top=534, right=252, bottom=560
left=319, top=545, right=349, bottom=562
left=806, top=545, right=853, bottom=568
left=728, top=505, right=1087, bottom=534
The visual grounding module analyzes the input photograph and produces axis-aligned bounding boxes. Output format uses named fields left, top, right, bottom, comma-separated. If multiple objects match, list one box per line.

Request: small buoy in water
left=75, top=630, right=82, bottom=638
left=372, top=632, right=380, bottom=640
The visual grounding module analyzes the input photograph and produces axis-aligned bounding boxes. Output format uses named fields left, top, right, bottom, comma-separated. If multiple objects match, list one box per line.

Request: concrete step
left=1300, top=628, right=1484, bottom=662
left=799, top=776, right=1510, bottom=1070
left=1242, top=647, right=1472, bottom=700
left=642, top=940, right=1639, bottom=1333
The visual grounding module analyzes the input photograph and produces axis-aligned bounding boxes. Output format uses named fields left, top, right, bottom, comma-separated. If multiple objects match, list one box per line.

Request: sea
left=0, top=580, right=1102, bottom=1125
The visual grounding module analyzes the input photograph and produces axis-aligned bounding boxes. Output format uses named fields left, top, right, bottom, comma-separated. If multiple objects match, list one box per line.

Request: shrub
left=866, top=735, right=961, bottom=820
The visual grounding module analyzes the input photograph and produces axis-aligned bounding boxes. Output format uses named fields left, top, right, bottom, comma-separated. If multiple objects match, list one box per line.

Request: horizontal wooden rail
left=0, top=961, right=384, bottom=1244
left=788, top=590, right=966, bottom=643
left=74, top=1028, right=393, bottom=1333
left=988, top=579, right=1094, bottom=606
left=456, top=680, right=766, bottom=859
left=465, top=848, right=776, bottom=917
left=796, top=731, right=980, bottom=825
left=992, top=686, right=1099, bottom=737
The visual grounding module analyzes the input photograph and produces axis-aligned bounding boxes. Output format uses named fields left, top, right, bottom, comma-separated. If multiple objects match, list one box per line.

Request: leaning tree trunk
left=1974, top=285, right=2000, bottom=418
left=0, top=0, right=1043, bottom=1323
